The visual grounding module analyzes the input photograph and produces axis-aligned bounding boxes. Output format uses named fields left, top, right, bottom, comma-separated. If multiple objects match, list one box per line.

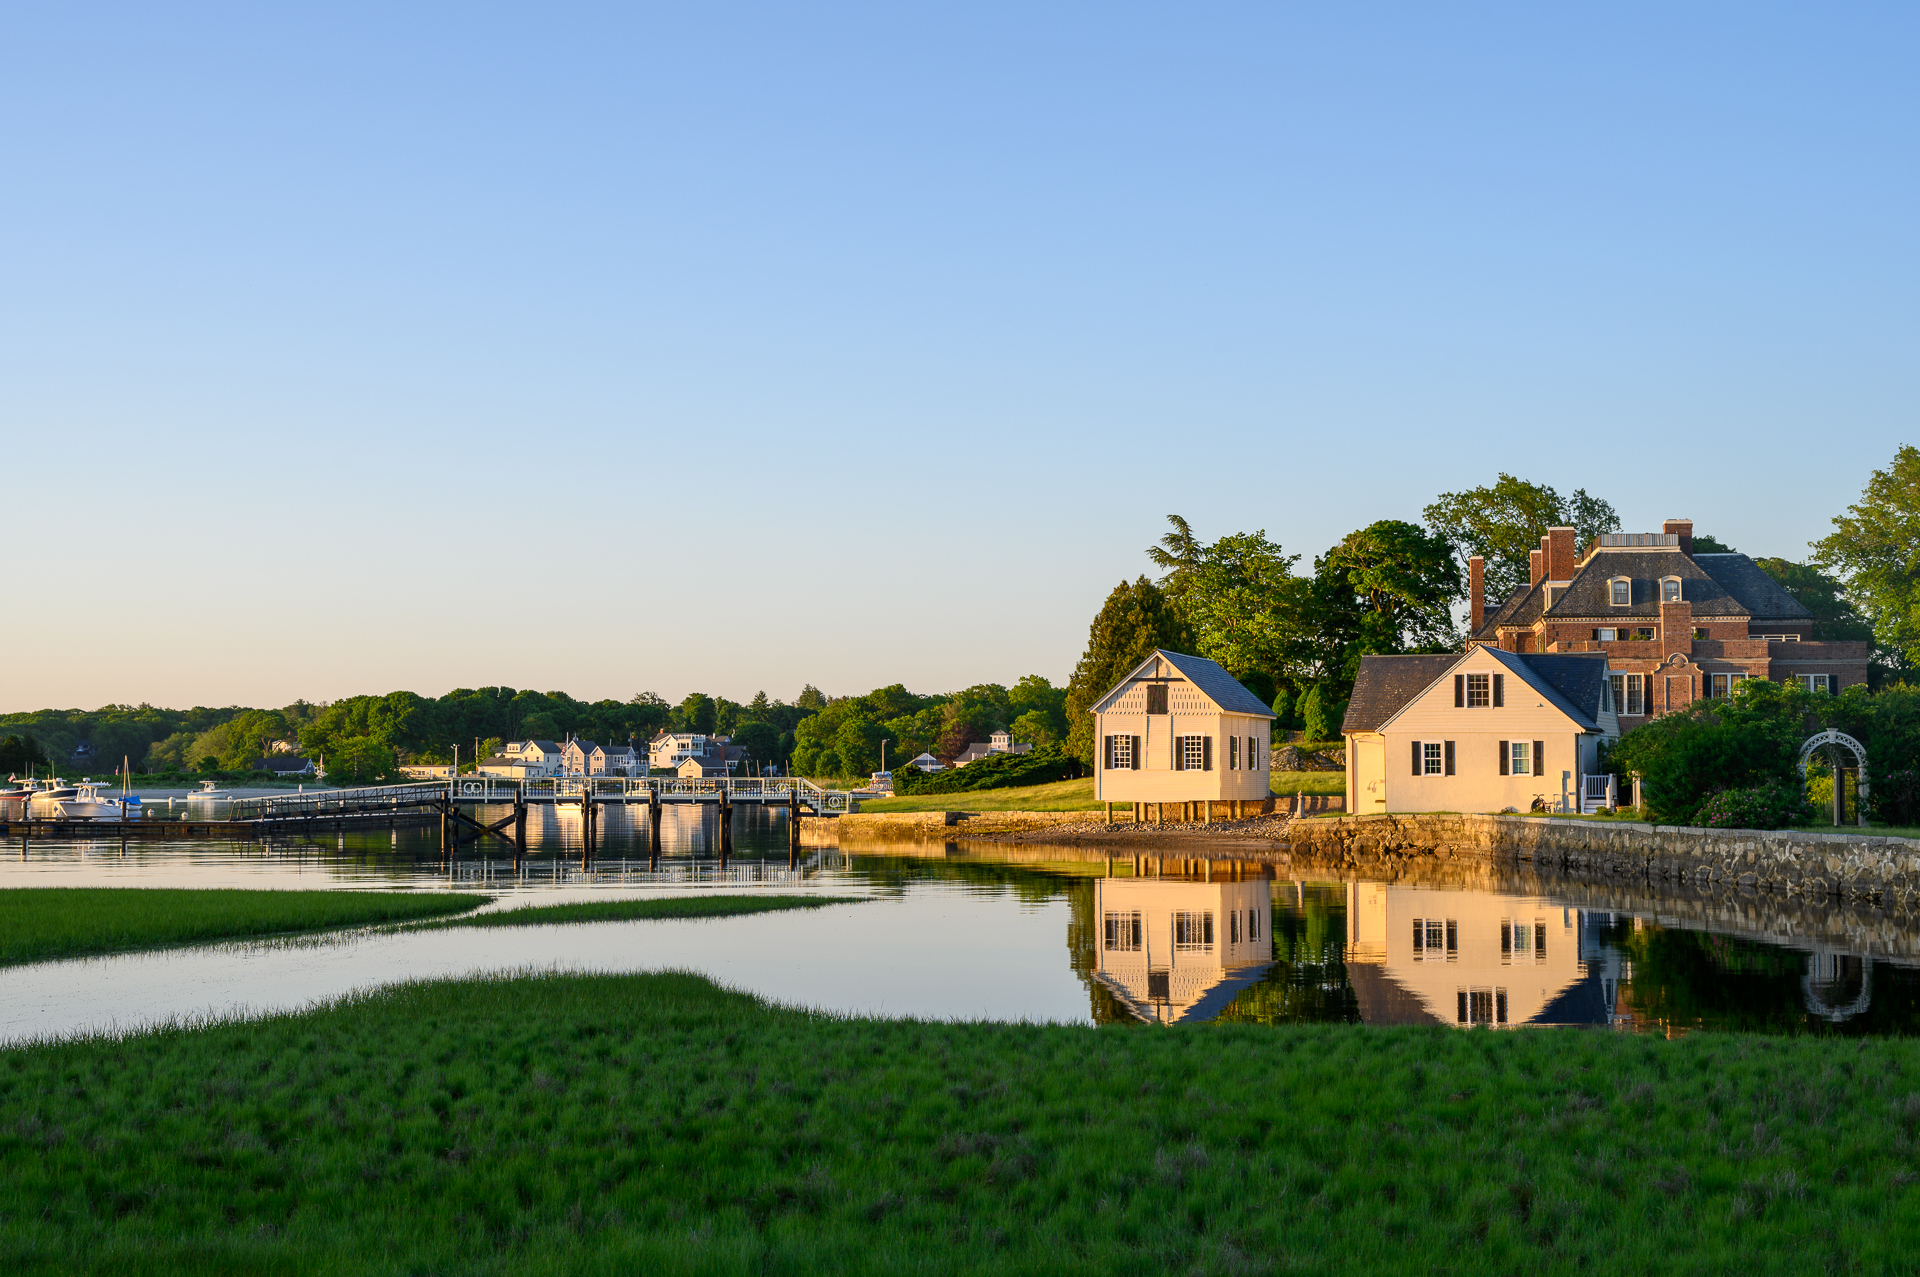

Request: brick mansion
left=1467, top=518, right=1868, bottom=725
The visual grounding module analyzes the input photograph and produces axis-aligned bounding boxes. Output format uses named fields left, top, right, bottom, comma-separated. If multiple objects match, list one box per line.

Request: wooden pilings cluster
left=1101, top=798, right=1275, bottom=825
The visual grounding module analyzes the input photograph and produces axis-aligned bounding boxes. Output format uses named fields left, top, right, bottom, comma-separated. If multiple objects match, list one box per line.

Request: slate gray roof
left=1694, top=554, right=1812, bottom=621
left=1342, top=650, right=1607, bottom=733
left=1491, top=649, right=1606, bottom=730
left=1152, top=650, right=1277, bottom=717
left=1540, top=549, right=1746, bottom=619
left=1477, top=583, right=1543, bottom=636
left=1342, top=655, right=1460, bottom=732
left=526, top=740, right=561, bottom=753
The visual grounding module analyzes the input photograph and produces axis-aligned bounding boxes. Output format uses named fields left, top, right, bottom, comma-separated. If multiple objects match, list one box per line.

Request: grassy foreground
left=0, top=888, right=483, bottom=967
left=861, top=777, right=1101, bottom=812
left=6, top=973, right=1920, bottom=1274
left=412, top=895, right=866, bottom=930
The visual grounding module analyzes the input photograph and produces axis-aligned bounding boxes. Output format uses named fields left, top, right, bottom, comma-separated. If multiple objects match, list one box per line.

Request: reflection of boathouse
left=1344, top=883, right=1625, bottom=1027
left=1092, top=878, right=1273, bottom=1023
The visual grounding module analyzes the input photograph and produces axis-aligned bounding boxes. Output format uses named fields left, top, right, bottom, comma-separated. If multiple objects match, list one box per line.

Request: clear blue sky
left=5, top=3, right=1915, bottom=711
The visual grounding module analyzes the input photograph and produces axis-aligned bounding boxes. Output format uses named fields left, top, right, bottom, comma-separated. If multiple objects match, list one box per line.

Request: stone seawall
left=1283, top=814, right=1920, bottom=904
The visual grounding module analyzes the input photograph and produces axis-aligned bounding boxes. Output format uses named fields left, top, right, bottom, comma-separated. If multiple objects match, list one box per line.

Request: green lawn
left=1267, top=771, right=1347, bottom=795
left=410, top=895, right=867, bottom=930
left=4, top=971, right=1918, bottom=1274
left=0, top=888, right=484, bottom=967
left=860, top=778, right=1102, bottom=812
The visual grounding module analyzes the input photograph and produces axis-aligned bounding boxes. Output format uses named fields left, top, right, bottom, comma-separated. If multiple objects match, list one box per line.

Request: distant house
left=500, top=740, right=564, bottom=777
left=253, top=755, right=318, bottom=777
left=650, top=732, right=743, bottom=776
left=951, top=731, right=1033, bottom=768
left=478, top=755, right=543, bottom=779
left=71, top=739, right=95, bottom=766
left=398, top=763, right=454, bottom=779
left=905, top=752, right=945, bottom=772
left=1090, top=650, right=1275, bottom=808
left=595, top=742, right=641, bottom=776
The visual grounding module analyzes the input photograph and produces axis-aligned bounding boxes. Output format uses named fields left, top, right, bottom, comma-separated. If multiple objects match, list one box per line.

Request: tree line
left=1057, top=468, right=1880, bottom=766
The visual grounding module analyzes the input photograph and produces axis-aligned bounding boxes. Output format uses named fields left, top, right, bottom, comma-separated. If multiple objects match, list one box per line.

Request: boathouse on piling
left=1090, top=650, right=1275, bottom=818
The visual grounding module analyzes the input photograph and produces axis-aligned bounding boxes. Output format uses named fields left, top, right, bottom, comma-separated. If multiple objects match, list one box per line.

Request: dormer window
left=1609, top=578, right=1630, bottom=606
left=1661, top=577, right=1682, bottom=603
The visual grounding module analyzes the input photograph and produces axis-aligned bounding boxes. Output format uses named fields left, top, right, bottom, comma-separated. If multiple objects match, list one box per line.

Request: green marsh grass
left=5, top=970, right=1920, bottom=1274
left=410, top=895, right=867, bottom=930
left=0, top=888, right=485, bottom=967
left=860, top=778, right=1101, bottom=812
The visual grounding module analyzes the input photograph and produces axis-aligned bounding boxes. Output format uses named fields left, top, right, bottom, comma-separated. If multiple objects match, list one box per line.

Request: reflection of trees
left=1216, top=883, right=1360, bottom=1026
left=1614, top=924, right=1920, bottom=1035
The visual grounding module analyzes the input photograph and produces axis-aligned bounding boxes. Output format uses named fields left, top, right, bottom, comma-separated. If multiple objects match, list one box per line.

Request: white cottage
left=1091, top=650, right=1276, bottom=817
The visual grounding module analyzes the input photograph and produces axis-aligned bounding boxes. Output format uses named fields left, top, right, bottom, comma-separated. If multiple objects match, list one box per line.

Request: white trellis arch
left=1797, top=729, right=1870, bottom=827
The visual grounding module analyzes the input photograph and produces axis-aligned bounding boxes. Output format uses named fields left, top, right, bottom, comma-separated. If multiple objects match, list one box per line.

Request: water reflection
left=4, top=814, right=1920, bottom=1037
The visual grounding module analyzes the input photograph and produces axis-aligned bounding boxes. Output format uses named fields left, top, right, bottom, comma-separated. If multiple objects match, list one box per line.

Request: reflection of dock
left=1092, top=878, right=1274, bottom=1023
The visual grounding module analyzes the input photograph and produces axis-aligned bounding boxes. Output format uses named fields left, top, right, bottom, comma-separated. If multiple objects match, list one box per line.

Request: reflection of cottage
left=1091, top=878, right=1274, bottom=1024
left=1090, top=650, right=1275, bottom=807
left=951, top=731, right=1031, bottom=767
left=1342, top=646, right=1616, bottom=815
left=1343, top=882, right=1620, bottom=1027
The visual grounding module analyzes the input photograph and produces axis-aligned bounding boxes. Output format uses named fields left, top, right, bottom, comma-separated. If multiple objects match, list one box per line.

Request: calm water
left=3, top=798, right=1917, bottom=1041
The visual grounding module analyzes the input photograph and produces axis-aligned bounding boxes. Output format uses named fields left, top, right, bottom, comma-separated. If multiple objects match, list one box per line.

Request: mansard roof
left=1542, top=549, right=1747, bottom=619
left=1693, top=554, right=1813, bottom=621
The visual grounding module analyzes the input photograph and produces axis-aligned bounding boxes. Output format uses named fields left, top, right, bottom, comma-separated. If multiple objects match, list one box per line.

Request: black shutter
left=1103, top=736, right=1113, bottom=770
left=1444, top=741, right=1455, bottom=775
left=1454, top=675, right=1465, bottom=707
left=1493, top=673, right=1504, bottom=707
left=1131, top=736, right=1142, bottom=770
left=1411, top=741, right=1422, bottom=776
left=1172, top=738, right=1183, bottom=771
left=1499, top=741, right=1509, bottom=775
left=1203, top=736, right=1213, bottom=771
left=1533, top=740, right=1545, bottom=776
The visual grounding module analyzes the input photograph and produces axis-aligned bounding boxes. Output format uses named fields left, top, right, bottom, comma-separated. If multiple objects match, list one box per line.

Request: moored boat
left=58, top=782, right=134, bottom=821
left=185, top=780, right=229, bottom=801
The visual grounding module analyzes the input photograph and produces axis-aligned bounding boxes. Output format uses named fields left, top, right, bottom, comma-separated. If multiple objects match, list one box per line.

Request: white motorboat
left=185, top=780, right=230, bottom=801
left=58, top=782, right=133, bottom=821
left=26, top=778, right=78, bottom=816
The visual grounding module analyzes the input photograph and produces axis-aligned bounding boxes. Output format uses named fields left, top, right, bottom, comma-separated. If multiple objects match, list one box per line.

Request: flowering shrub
left=1695, top=780, right=1817, bottom=830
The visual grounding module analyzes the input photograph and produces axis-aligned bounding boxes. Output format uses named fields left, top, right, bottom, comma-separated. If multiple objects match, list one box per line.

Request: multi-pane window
left=1593, top=627, right=1617, bottom=642
left=1178, top=736, right=1207, bottom=770
left=1107, top=735, right=1135, bottom=769
left=1251, top=736, right=1261, bottom=769
left=1103, top=912, right=1142, bottom=951
left=1509, top=741, right=1532, bottom=776
left=1423, top=742, right=1444, bottom=774
left=1465, top=673, right=1490, bottom=707
left=1173, top=912, right=1214, bottom=951
left=1457, top=988, right=1509, bottom=1025
left=1798, top=674, right=1836, bottom=694
left=1412, top=917, right=1456, bottom=961
left=1609, top=674, right=1645, bottom=716
left=1500, top=919, right=1546, bottom=963
left=1662, top=578, right=1682, bottom=602
left=1610, top=579, right=1631, bottom=606
left=1247, top=909, right=1260, bottom=941
left=1710, top=673, right=1747, bottom=698
left=1229, top=736, right=1239, bottom=770
left=1229, top=912, right=1241, bottom=944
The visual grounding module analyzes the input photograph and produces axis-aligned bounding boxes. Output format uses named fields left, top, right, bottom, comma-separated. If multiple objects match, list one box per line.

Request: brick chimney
left=1662, top=519, right=1694, bottom=557
left=1468, top=555, right=1484, bottom=633
left=1660, top=599, right=1694, bottom=661
left=1546, top=526, right=1576, bottom=581
left=1529, top=548, right=1544, bottom=587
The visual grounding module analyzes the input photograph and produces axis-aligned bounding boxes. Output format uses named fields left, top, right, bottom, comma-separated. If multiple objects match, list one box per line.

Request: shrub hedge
left=892, top=744, right=1088, bottom=795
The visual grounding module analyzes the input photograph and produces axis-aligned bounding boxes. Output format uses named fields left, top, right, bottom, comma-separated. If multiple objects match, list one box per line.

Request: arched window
left=1660, top=577, right=1682, bottom=603
left=1609, top=577, right=1631, bottom=606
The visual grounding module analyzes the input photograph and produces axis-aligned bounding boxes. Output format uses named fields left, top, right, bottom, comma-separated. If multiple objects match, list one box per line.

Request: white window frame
left=1594, top=627, right=1618, bottom=642
left=1177, top=736, right=1206, bottom=770
left=1797, top=674, right=1835, bottom=695
left=1509, top=741, right=1532, bottom=776
left=1173, top=911, right=1214, bottom=951
left=1103, top=911, right=1142, bottom=952
left=1609, top=577, right=1631, bottom=607
left=1661, top=576, right=1683, bottom=603
left=1422, top=742, right=1444, bottom=775
left=1709, top=673, right=1748, bottom=699
left=1108, top=735, right=1135, bottom=769
left=1229, top=735, right=1239, bottom=770
left=1465, top=673, right=1490, bottom=707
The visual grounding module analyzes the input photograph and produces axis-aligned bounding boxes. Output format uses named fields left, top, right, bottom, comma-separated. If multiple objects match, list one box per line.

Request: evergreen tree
left=796, top=684, right=828, bottom=711
left=1064, top=576, right=1194, bottom=766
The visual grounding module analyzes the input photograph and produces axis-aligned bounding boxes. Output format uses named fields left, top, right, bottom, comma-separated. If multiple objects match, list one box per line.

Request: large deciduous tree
left=1064, top=576, right=1193, bottom=766
left=1146, top=517, right=1304, bottom=686
left=1753, top=558, right=1874, bottom=644
left=1422, top=474, right=1619, bottom=602
left=1812, top=445, right=1920, bottom=669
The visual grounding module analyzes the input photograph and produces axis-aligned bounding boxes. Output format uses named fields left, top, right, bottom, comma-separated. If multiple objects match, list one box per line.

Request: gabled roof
left=1092, top=650, right=1274, bottom=718
left=1693, top=554, right=1813, bottom=621
left=525, top=740, right=562, bottom=753
left=1343, top=650, right=1609, bottom=734
left=1342, top=656, right=1460, bottom=732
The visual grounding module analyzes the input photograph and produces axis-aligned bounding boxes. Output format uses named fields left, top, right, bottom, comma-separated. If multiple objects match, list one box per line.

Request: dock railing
left=230, top=775, right=855, bottom=819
